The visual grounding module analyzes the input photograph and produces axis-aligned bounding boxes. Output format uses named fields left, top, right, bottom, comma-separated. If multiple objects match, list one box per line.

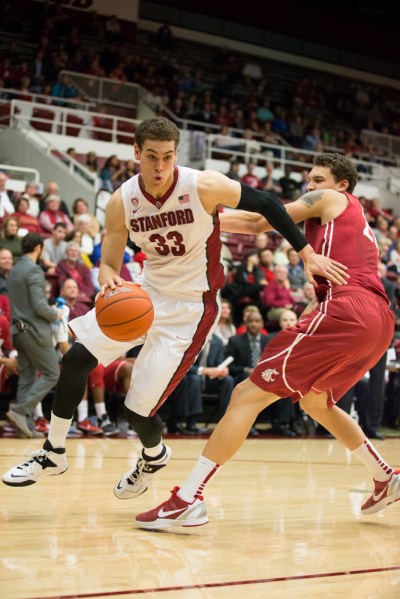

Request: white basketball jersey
left=121, top=166, right=225, bottom=299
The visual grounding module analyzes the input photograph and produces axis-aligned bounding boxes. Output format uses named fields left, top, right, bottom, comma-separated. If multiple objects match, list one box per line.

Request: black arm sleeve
left=238, top=183, right=308, bottom=253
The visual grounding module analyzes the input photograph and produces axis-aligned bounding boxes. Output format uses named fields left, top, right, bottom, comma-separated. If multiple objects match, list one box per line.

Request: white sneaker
left=114, top=444, right=172, bottom=499
left=2, top=440, right=68, bottom=487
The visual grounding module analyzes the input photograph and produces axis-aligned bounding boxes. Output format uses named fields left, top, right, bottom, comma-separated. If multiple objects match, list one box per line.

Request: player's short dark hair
left=313, top=153, right=358, bottom=194
left=22, top=232, right=44, bottom=254
left=135, top=116, right=180, bottom=150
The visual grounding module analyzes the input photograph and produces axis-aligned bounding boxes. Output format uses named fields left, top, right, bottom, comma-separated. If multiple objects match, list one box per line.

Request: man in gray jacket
left=6, top=233, right=62, bottom=438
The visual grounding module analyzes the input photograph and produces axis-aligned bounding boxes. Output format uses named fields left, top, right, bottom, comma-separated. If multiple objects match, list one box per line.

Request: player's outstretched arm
left=199, top=172, right=349, bottom=287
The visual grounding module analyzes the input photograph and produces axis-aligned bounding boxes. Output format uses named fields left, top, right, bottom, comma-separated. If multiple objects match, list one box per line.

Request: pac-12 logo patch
left=131, top=197, right=139, bottom=213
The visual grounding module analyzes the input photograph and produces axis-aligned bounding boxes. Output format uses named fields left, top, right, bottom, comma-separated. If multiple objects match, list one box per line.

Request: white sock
left=351, top=439, right=393, bottom=482
left=77, top=399, right=88, bottom=423
left=94, top=402, right=106, bottom=418
left=178, top=456, right=220, bottom=502
left=33, top=403, right=44, bottom=419
left=143, top=442, right=164, bottom=458
left=48, top=412, right=73, bottom=450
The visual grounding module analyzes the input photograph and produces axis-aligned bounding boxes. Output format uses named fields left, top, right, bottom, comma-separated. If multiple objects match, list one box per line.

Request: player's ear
left=133, top=144, right=140, bottom=161
left=338, top=178, right=349, bottom=192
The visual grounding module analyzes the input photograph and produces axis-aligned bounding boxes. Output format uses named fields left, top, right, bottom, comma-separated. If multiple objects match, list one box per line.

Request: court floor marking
left=29, top=564, right=400, bottom=598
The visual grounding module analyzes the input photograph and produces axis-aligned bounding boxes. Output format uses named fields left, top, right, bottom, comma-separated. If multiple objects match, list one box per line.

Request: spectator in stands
left=155, top=22, right=174, bottom=52
left=225, top=310, right=269, bottom=436
left=41, top=181, right=70, bottom=217
left=39, top=194, right=74, bottom=235
left=233, top=249, right=267, bottom=305
left=242, top=59, right=263, bottom=85
left=0, top=216, right=23, bottom=262
left=59, top=277, right=94, bottom=321
left=261, top=163, right=283, bottom=196
left=235, top=305, right=268, bottom=335
left=104, top=15, right=122, bottom=43
left=85, top=151, right=99, bottom=176
left=263, top=309, right=300, bottom=437
left=184, top=334, right=235, bottom=432
left=12, top=197, right=42, bottom=234
left=41, top=222, right=68, bottom=275
left=194, top=101, right=216, bottom=133
left=51, top=73, right=76, bottom=106
left=272, top=238, right=291, bottom=265
left=292, top=281, right=317, bottom=317
left=74, top=215, right=95, bottom=256
left=260, top=264, right=294, bottom=321
left=279, top=166, right=301, bottom=200
left=302, top=126, right=322, bottom=152
left=21, top=182, right=40, bottom=217
left=288, top=115, right=305, bottom=147
left=224, top=159, right=241, bottom=182
left=0, top=247, right=13, bottom=295
left=241, top=163, right=263, bottom=189
left=286, top=247, right=307, bottom=294
left=71, top=197, right=100, bottom=240
left=258, top=247, right=275, bottom=283
left=253, top=232, right=269, bottom=252
left=271, top=106, right=290, bottom=140
left=388, top=239, right=400, bottom=273
left=0, top=172, right=16, bottom=222
left=55, top=241, right=95, bottom=304
left=257, top=98, right=274, bottom=123
left=100, top=154, right=125, bottom=193
left=214, top=299, right=236, bottom=346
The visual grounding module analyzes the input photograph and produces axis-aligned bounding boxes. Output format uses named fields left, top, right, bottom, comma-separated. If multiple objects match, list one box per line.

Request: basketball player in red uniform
left=3, top=120, right=347, bottom=491
left=135, top=153, right=400, bottom=529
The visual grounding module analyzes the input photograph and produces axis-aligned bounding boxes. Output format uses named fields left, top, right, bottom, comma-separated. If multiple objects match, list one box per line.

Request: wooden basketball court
left=1, top=435, right=399, bottom=598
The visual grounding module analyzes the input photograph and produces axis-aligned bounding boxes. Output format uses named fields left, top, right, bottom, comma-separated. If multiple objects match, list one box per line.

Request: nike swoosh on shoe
left=158, top=506, right=188, bottom=518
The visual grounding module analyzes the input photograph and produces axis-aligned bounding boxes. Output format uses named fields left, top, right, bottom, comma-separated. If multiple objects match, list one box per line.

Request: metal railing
left=360, top=129, right=400, bottom=165
left=7, top=100, right=99, bottom=190
left=8, top=99, right=141, bottom=146
left=0, top=163, right=40, bottom=193
left=60, top=70, right=142, bottom=110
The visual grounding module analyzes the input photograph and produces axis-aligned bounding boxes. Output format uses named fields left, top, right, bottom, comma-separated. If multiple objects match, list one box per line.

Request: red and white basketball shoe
left=135, top=486, right=208, bottom=529
left=361, top=470, right=400, bottom=515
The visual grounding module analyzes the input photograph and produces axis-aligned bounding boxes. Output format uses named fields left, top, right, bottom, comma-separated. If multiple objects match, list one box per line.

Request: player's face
left=306, top=166, right=348, bottom=192
left=134, top=140, right=177, bottom=195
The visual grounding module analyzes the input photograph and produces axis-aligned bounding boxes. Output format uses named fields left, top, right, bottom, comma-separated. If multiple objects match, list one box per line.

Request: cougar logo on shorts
left=261, top=368, right=279, bottom=382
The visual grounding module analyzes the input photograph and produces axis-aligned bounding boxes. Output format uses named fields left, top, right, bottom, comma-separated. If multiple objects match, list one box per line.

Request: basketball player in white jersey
left=3, top=117, right=348, bottom=493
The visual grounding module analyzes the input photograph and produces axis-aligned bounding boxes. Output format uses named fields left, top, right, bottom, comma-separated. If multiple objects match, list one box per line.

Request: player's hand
left=304, top=254, right=349, bottom=286
left=299, top=246, right=349, bottom=287
left=98, top=276, right=125, bottom=297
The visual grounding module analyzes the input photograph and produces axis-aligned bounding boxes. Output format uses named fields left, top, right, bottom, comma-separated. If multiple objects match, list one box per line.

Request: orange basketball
left=95, top=283, right=154, bottom=342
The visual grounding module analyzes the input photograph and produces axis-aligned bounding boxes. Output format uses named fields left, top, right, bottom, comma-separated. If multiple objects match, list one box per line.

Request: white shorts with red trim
left=69, top=287, right=220, bottom=416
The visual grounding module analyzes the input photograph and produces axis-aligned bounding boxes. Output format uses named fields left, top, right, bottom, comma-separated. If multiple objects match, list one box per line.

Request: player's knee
left=61, top=343, right=98, bottom=376
left=124, top=406, right=164, bottom=447
left=300, top=392, right=326, bottom=415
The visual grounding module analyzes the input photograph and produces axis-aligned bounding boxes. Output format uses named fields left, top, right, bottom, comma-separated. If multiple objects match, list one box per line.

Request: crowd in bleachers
left=1, top=1, right=400, bottom=168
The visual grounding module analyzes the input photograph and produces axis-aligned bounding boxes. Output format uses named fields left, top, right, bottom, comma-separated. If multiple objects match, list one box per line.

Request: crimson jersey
left=306, top=192, right=388, bottom=303
left=250, top=192, right=394, bottom=405
left=121, top=166, right=225, bottom=300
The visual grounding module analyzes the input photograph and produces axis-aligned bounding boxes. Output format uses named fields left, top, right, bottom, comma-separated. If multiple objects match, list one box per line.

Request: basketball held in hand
left=96, top=283, right=154, bottom=342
